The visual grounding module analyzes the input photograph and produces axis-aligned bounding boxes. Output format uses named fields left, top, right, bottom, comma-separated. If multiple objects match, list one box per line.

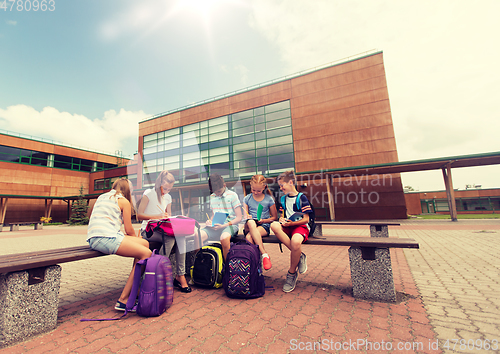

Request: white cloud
left=248, top=0, right=500, bottom=190
left=0, top=105, right=147, bottom=158
left=6, top=20, right=17, bottom=26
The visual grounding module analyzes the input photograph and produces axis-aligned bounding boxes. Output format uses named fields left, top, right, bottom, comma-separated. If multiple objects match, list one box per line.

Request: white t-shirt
left=140, top=188, right=172, bottom=230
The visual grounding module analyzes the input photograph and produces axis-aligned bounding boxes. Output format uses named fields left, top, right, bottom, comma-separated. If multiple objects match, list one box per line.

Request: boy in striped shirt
left=200, top=173, right=242, bottom=260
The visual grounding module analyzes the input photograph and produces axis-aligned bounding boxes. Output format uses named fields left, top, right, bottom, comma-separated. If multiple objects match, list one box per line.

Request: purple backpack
left=129, top=249, right=174, bottom=317
left=81, top=250, right=173, bottom=321
left=223, top=242, right=265, bottom=299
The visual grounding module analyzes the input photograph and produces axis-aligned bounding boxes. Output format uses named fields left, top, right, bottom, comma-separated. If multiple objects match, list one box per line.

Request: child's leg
left=116, top=236, right=152, bottom=260
left=289, top=233, right=304, bottom=274
left=174, top=244, right=189, bottom=288
left=246, top=220, right=268, bottom=255
left=116, top=236, right=152, bottom=303
left=220, top=232, right=231, bottom=260
left=271, top=221, right=292, bottom=250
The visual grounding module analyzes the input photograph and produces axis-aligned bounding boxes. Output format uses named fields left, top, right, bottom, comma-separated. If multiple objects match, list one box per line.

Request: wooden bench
left=0, top=246, right=107, bottom=348
left=235, top=221, right=417, bottom=302
left=2, top=222, right=44, bottom=232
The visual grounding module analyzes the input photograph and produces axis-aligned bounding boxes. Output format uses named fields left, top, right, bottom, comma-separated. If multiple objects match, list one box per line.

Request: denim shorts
left=243, top=222, right=270, bottom=236
left=88, top=234, right=125, bottom=255
left=203, top=225, right=239, bottom=241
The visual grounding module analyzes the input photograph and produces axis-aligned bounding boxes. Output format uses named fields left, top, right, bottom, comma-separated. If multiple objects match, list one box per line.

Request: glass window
left=232, top=134, right=255, bottom=145
left=232, top=117, right=254, bottom=129
left=209, top=139, right=229, bottom=149
left=254, top=107, right=264, bottom=115
left=144, top=99, right=293, bottom=187
left=210, top=131, right=228, bottom=141
left=210, top=155, right=229, bottom=164
left=143, top=140, right=157, bottom=149
left=266, top=117, right=290, bottom=130
left=233, top=125, right=254, bottom=137
left=165, top=128, right=180, bottom=138
left=183, top=123, right=199, bottom=132
left=267, top=135, right=293, bottom=147
left=233, top=142, right=254, bottom=152
left=268, top=144, right=293, bottom=156
left=267, top=126, right=292, bottom=139
left=143, top=133, right=157, bottom=142
left=269, top=153, right=294, bottom=165
left=209, top=124, right=228, bottom=134
left=232, top=109, right=253, bottom=120
left=209, top=116, right=227, bottom=126
left=266, top=110, right=290, bottom=122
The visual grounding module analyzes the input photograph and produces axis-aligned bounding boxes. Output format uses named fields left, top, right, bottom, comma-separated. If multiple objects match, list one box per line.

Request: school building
left=0, top=131, right=137, bottom=225
left=137, top=50, right=408, bottom=221
left=6, top=50, right=497, bottom=225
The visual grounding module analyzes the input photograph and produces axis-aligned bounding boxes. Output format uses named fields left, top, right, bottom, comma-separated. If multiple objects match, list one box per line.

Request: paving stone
left=2, top=221, right=500, bottom=352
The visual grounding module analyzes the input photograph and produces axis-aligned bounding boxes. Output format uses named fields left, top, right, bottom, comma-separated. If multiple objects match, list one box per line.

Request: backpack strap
left=296, top=192, right=303, bottom=211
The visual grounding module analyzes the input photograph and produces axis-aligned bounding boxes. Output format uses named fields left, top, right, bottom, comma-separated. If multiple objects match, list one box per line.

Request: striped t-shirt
left=87, top=190, right=125, bottom=241
left=209, top=189, right=241, bottom=223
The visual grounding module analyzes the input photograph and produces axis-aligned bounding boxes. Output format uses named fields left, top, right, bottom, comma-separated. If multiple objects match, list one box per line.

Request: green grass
left=411, top=214, right=500, bottom=220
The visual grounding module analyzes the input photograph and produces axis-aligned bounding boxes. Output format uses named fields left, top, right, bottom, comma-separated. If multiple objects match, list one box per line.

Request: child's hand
left=212, top=223, right=224, bottom=230
left=205, top=219, right=212, bottom=227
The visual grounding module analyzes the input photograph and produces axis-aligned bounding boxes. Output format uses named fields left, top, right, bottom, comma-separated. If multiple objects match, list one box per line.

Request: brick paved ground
left=1, top=220, right=498, bottom=353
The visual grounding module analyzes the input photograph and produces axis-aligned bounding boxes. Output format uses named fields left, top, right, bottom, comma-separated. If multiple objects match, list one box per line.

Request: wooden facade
left=138, top=52, right=408, bottom=220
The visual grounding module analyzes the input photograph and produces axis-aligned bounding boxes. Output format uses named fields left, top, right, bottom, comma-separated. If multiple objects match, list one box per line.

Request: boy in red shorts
left=271, top=170, right=312, bottom=292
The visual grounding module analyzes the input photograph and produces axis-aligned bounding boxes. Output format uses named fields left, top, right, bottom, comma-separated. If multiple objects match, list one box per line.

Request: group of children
left=86, top=169, right=314, bottom=311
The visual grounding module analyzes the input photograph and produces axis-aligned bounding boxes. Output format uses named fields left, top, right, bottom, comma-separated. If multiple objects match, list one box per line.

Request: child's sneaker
left=262, top=253, right=272, bottom=270
left=298, top=252, right=307, bottom=274
left=283, top=271, right=298, bottom=293
left=114, top=301, right=136, bottom=312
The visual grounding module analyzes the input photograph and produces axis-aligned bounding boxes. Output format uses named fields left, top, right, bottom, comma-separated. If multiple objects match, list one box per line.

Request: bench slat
left=0, top=246, right=105, bottom=274
left=233, top=235, right=419, bottom=248
left=315, top=221, right=401, bottom=226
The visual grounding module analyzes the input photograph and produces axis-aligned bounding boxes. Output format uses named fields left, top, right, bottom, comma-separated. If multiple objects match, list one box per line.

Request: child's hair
left=250, top=174, right=273, bottom=196
left=112, top=178, right=132, bottom=205
left=277, top=170, right=296, bottom=184
left=155, top=170, right=175, bottom=203
left=208, top=173, right=225, bottom=194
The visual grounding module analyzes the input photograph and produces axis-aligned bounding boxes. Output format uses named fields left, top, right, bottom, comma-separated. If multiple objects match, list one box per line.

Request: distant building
left=405, top=188, right=500, bottom=215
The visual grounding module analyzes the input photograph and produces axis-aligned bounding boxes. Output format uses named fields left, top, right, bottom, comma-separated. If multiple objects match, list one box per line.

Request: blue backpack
left=280, top=192, right=316, bottom=236
left=223, top=242, right=265, bottom=299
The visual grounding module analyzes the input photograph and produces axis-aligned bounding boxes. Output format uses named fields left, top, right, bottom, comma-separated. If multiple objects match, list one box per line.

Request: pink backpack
left=145, top=216, right=198, bottom=239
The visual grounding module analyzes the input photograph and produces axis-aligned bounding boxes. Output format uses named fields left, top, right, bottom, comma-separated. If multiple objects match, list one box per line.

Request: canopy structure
left=300, top=151, right=500, bottom=222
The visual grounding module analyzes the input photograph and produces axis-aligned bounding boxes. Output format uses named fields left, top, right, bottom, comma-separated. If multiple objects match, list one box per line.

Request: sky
left=1, top=0, right=499, bottom=192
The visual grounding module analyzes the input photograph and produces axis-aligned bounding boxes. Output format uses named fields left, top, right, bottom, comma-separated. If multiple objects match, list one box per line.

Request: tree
left=67, top=185, right=89, bottom=225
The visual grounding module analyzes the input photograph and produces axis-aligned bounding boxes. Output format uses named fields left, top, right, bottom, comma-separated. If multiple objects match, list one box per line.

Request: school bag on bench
left=80, top=249, right=174, bottom=321
left=223, top=241, right=265, bottom=299
left=190, top=242, right=224, bottom=289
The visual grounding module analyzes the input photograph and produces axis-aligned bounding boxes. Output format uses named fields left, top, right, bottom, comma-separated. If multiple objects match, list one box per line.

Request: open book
left=208, top=212, right=229, bottom=226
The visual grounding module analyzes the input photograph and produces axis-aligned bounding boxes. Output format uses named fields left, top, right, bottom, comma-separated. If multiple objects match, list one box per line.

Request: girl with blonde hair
left=87, top=178, right=152, bottom=311
left=137, top=171, right=192, bottom=293
left=242, top=174, right=277, bottom=270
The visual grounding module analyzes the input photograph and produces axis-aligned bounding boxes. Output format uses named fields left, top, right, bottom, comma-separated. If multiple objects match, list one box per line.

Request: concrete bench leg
left=370, top=224, right=388, bottom=238
left=10, top=224, right=19, bottom=232
left=0, top=265, right=62, bottom=348
left=348, top=247, right=396, bottom=302
left=34, top=223, right=43, bottom=230
left=312, top=223, right=323, bottom=237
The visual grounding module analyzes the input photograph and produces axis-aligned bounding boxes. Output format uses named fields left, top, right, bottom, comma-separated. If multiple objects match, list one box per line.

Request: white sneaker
left=298, top=253, right=307, bottom=274
left=283, top=271, right=298, bottom=293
